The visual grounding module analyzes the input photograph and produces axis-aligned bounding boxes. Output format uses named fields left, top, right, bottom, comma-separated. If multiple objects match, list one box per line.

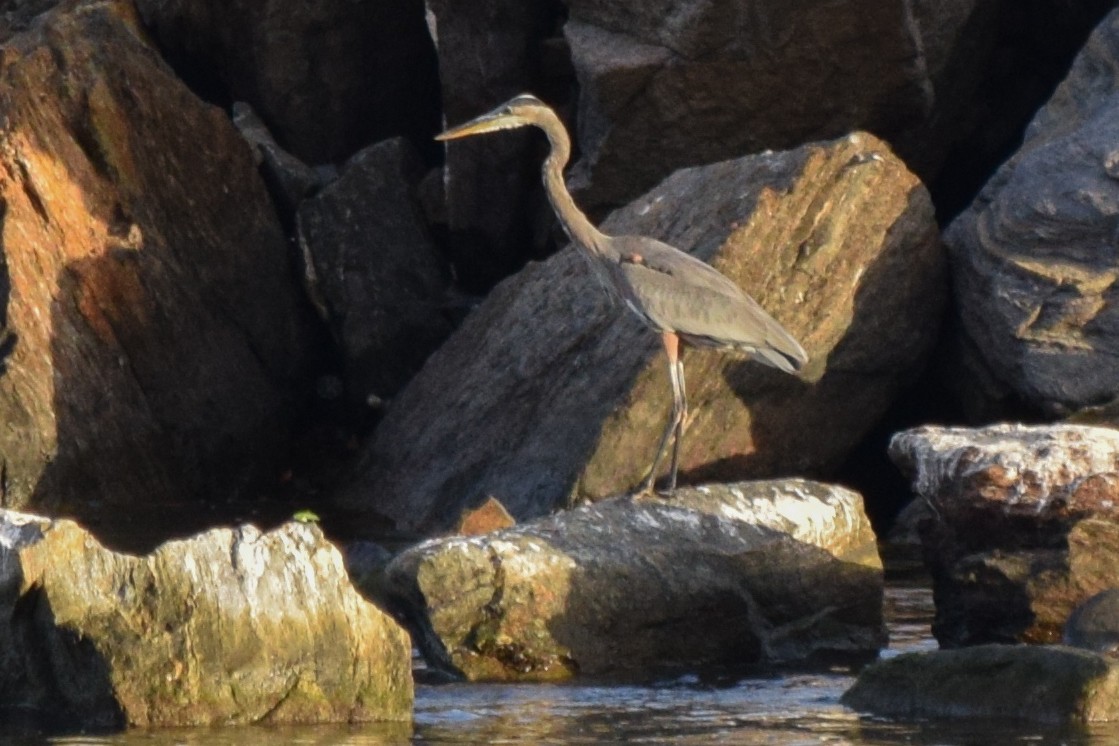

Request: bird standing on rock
left=437, top=94, right=807, bottom=496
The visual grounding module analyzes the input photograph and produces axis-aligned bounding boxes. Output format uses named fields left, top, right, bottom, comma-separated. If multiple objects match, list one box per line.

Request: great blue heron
left=437, top=94, right=807, bottom=495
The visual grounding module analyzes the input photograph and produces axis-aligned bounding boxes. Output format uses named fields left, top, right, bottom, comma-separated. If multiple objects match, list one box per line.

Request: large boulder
left=135, top=0, right=441, bottom=163
left=0, top=0, right=312, bottom=530
left=297, top=138, right=453, bottom=403
left=383, top=480, right=884, bottom=681
left=890, top=424, right=1119, bottom=646
left=843, top=644, right=1119, bottom=723
left=340, top=132, right=944, bottom=534
left=560, top=0, right=990, bottom=209
left=0, top=510, right=413, bottom=729
left=944, top=7, right=1119, bottom=416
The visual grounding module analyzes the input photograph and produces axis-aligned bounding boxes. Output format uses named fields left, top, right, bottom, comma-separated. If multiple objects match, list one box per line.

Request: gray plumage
left=437, top=94, right=807, bottom=494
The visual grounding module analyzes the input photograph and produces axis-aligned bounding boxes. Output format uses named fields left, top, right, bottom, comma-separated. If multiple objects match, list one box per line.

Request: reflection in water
left=17, top=582, right=1119, bottom=745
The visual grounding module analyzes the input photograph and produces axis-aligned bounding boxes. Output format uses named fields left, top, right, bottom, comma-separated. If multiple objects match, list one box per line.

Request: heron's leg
left=638, top=332, right=683, bottom=496
left=666, top=357, right=687, bottom=492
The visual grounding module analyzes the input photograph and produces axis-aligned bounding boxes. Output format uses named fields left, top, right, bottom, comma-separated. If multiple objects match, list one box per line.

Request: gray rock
left=843, top=644, right=1119, bottom=723
left=561, top=0, right=991, bottom=209
left=945, top=7, right=1119, bottom=415
left=386, top=480, right=884, bottom=681
left=232, top=101, right=322, bottom=217
left=297, top=138, right=452, bottom=401
left=1065, top=588, right=1119, bottom=656
left=0, top=510, right=413, bottom=729
left=890, top=424, right=1119, bottom=646
left=337, top=132, right=943, bottom=534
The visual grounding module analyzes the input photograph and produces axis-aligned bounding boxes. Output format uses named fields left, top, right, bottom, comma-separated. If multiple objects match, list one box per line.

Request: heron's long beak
left=435, top=112, right=526, bottom=141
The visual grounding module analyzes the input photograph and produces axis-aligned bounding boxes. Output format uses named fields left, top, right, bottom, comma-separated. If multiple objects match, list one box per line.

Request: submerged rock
left=0, top=511, right=413, bottom=729
left=1064, top=589, right=1119, bottom=657
left=384, top=480, right=885, bottom=681
left=341, top=132, right=943, bottom=534
left=843, top=644, right=1119, bottom=723
left=890, top=423, right=1119, bottom=647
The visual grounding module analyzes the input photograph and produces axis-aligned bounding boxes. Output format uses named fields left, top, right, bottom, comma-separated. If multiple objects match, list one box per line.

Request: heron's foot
left=628, top=481, right=673, bottom=501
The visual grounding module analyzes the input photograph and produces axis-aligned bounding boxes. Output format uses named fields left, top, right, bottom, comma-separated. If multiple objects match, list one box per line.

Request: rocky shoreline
left=1, top=0, right=1119, bottom=733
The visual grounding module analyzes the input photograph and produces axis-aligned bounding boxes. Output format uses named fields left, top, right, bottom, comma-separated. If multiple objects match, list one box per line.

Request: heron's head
left=435, top=94, right=549, bottom=141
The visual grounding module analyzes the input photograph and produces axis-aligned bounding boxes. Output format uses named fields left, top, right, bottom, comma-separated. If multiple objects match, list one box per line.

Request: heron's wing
left=611, top=235, right=807, bottom=372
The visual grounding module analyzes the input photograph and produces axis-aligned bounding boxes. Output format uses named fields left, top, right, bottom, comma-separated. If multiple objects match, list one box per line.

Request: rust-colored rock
left=0, top=0, right=311, bottom=531
left=386, top=480, right=884, bottom=681
left=890, top=424, right=1119, bottom=646
left=339, top=132, right=944, bottom=534
left=455, top=496, right=516, bottom=536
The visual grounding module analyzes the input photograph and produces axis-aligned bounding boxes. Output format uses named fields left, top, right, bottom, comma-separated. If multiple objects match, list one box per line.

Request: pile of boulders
left=3, top=0, right=1119, bottom=733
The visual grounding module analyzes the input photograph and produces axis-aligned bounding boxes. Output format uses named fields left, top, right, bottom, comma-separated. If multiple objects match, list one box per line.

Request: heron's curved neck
left=534, top=108, right=609, bottom=255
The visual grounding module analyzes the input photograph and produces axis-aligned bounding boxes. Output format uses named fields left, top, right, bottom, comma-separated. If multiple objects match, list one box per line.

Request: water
left=15, top=581, right=1119, bottom=745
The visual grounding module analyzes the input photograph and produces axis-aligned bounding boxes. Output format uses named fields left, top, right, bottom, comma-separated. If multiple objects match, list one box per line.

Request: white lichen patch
left=891, top=423, right=1119, bottom=505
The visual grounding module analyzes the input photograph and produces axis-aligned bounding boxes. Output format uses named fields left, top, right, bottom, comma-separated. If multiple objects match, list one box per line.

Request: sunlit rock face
left=383, top=479, right=885, bottom=681
left=0, top=0, right=314, bottom=523
left=339, top=132, right=944, bottom=534
left=0, top=511, right=413, bottom=729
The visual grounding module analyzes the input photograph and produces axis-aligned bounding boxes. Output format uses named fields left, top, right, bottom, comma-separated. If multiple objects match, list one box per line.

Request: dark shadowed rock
left=297, top=138, right=453, bottom=403
left=0, top=0, right=312, bottom=529
left=890, top=424, right=1119, bottom=646
left=0, top=510, right=413, bottom=729
left=426, top=0, right=566, bottom=287
left=843, top=645, right=1119, bottom=723
left=383, top=480, right=884, bottom=681
left=339, top=132, right=943, bottom=534
left=232, top=101, right=322, bottom=219
left=135, top=0, right=440, bottom=163
left=1065, top=589, right=1119, bottom=656
left=945, top=7, right=1119, bottom=416
left=562, top=0, right=992, bottom=209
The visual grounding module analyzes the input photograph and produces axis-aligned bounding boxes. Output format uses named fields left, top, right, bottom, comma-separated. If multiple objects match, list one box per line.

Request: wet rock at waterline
left=0, top=511, right=413, bottom=729
left=383, top=480, right=885, bottom=681
left=1064, top=589, right=1119, bottom=657
left=297, top=138, right=453, bottom=403
left=945, top=7, right=1119, bottom=417
left=890, top=424, right=1119, bottom=646
left=0, top=0, right=313, bottom=523
left=843, top=644, right=1119, bottom=723
left=340, top=132, right=944, bottom=534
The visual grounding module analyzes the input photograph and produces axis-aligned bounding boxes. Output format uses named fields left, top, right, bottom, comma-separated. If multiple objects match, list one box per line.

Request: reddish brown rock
left=339, top=132, right=944, bottom=534
left=0, top=0, right=311, bottom=530
left=455, top=496, right=516, bottom=536
left=890, top=424, right=1119, bottom=646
